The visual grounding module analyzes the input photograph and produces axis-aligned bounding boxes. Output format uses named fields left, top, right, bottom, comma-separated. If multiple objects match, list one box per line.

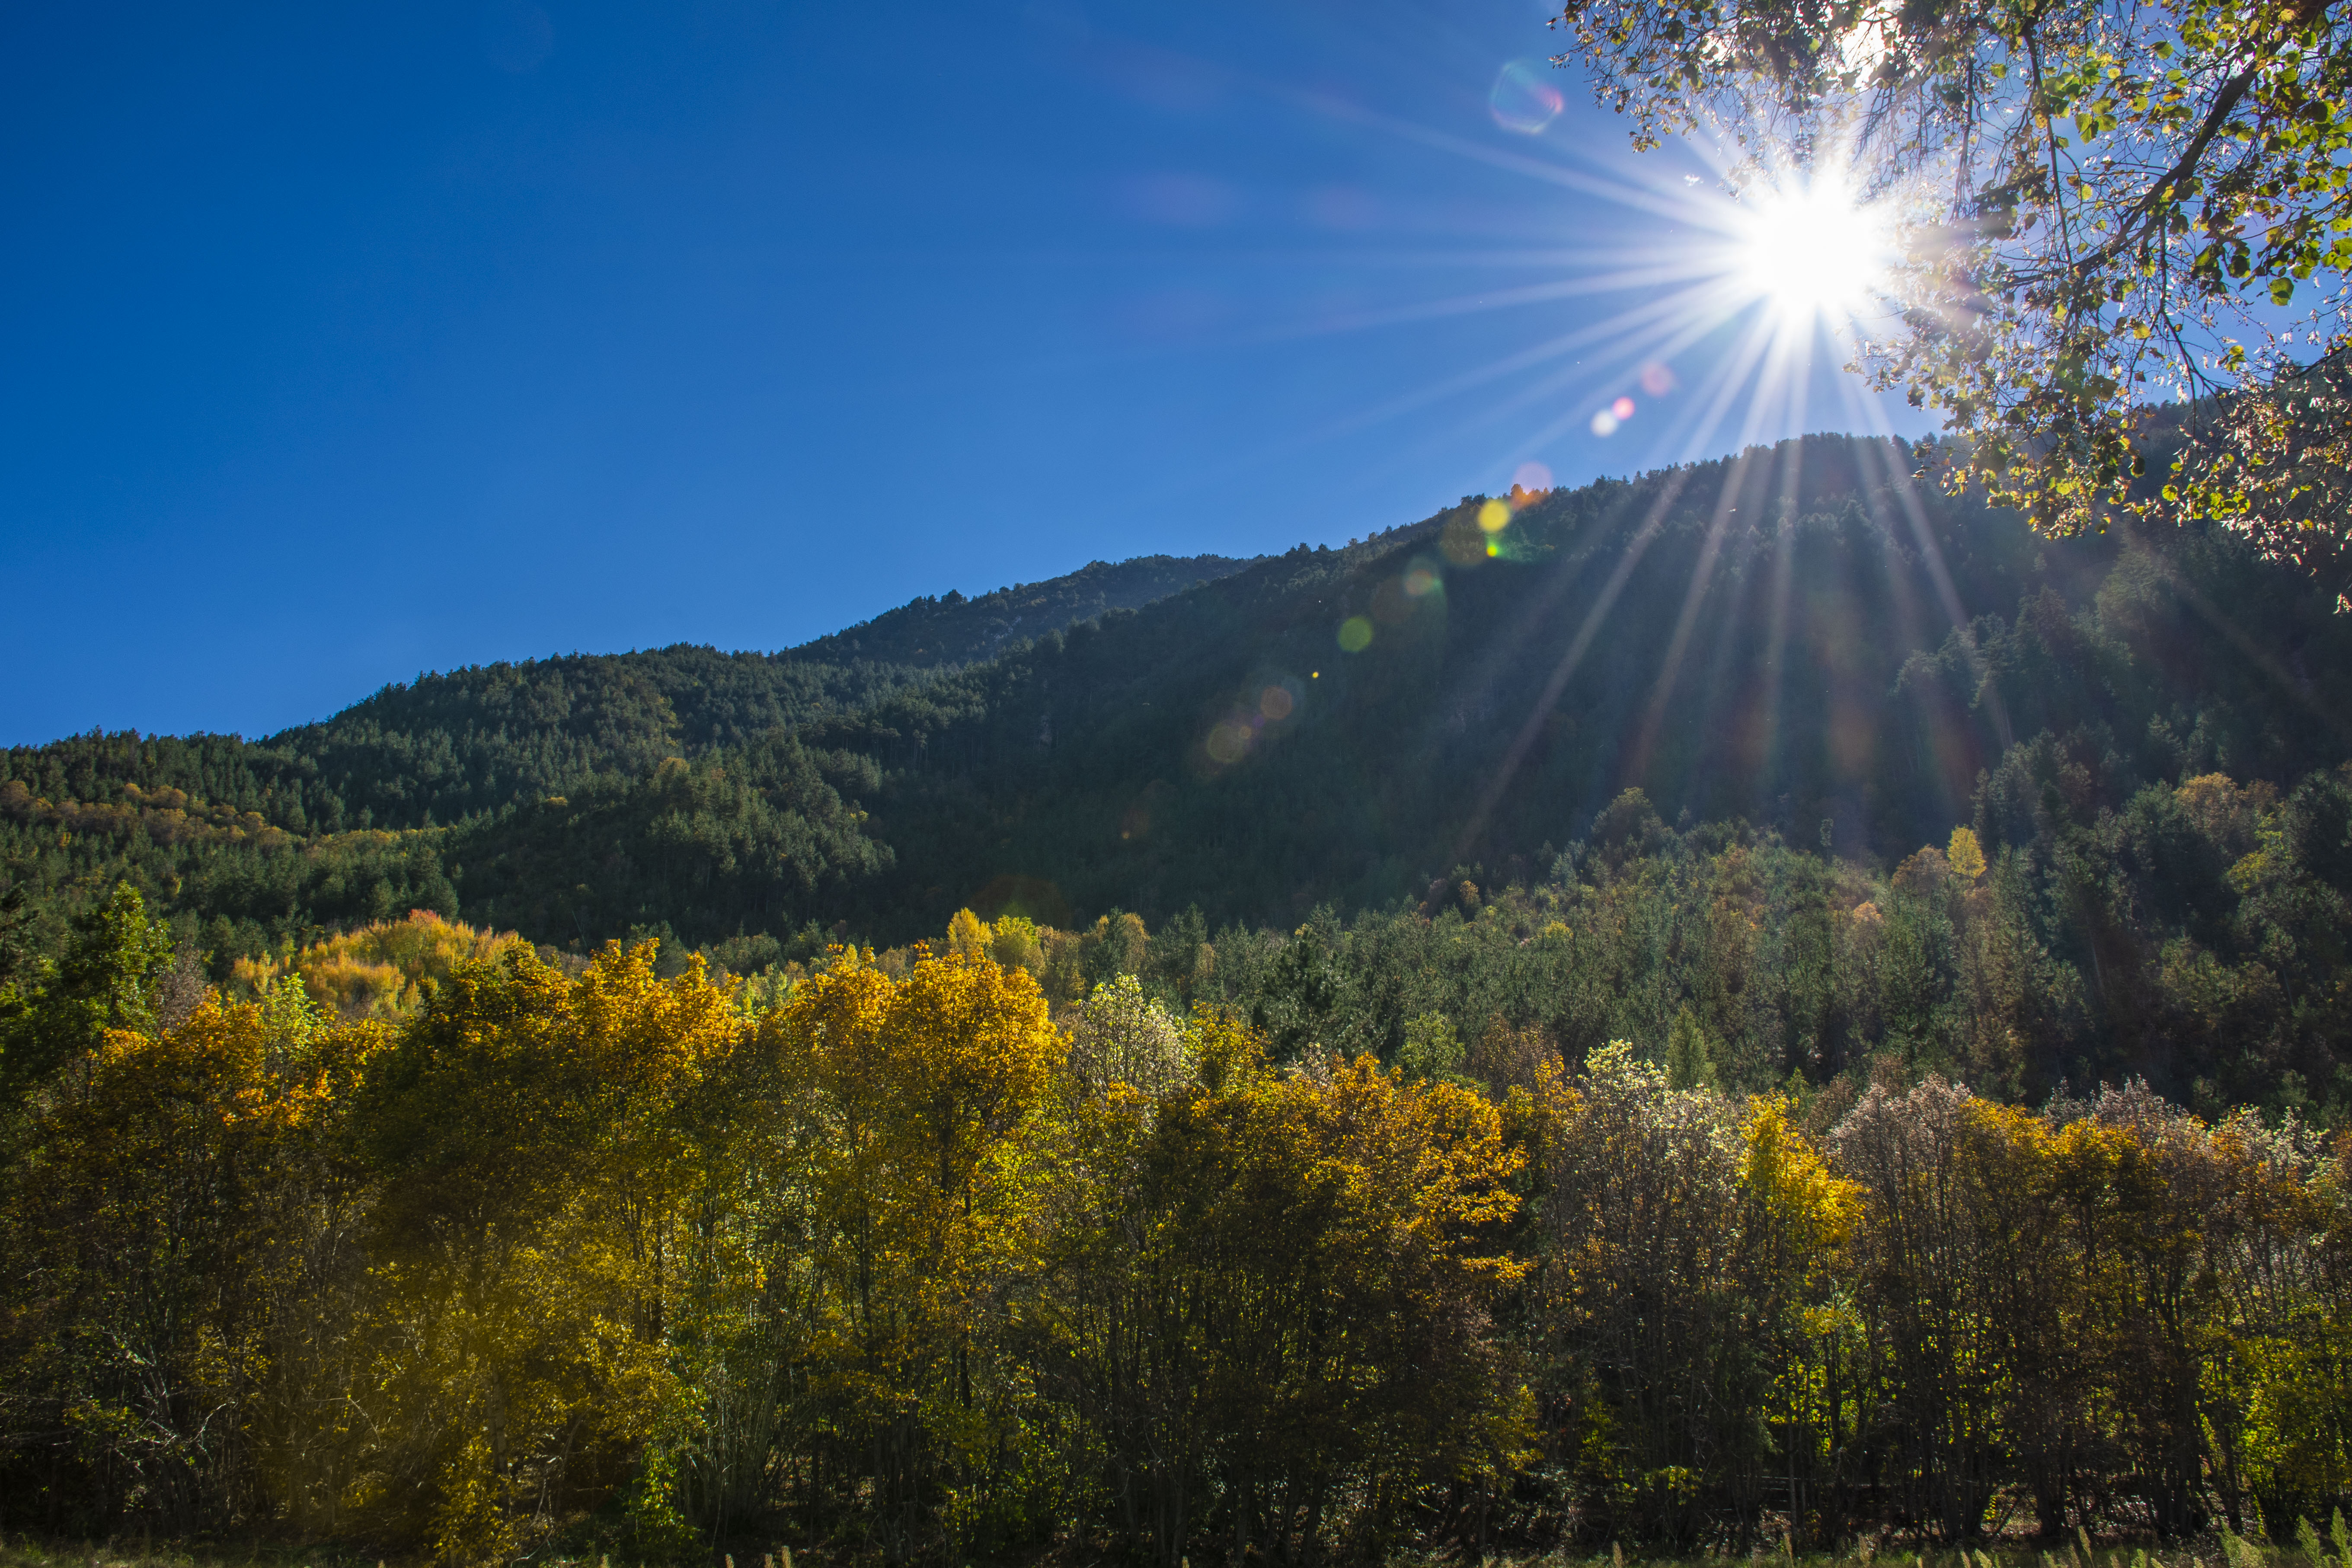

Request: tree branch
left=2055, top=61, right=2262, bottom=278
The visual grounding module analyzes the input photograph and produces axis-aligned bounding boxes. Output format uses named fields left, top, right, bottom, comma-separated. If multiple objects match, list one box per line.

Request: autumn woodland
left=11, top=438, right=2352, bottom=1562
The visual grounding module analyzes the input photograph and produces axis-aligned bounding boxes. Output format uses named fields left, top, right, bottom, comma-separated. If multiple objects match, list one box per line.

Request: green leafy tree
left=0, top=882, right=177, bottom=1108
left=1664, top=1005, right=1718, bottom=1089
left=1547, top=0, right=2351, bottom=561
left=1399, top=1009, right=1469, bottom=1082
left=1067, top=973, right=1195, bottom=1100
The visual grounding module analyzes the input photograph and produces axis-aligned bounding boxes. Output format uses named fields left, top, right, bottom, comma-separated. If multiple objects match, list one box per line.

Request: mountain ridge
left=0, top=549, right=1259, bottom=834
left=5, top=431, right=2349, bottom=968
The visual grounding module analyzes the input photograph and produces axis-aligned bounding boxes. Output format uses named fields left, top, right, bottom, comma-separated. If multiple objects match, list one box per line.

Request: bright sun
left=1732, top=176, right=1897, bottom=329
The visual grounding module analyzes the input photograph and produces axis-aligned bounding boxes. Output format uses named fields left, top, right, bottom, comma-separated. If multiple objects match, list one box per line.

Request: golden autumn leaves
left=0, top=938, right=1533, bottom=1562
left=17, top=927, right=2352, bottom=1562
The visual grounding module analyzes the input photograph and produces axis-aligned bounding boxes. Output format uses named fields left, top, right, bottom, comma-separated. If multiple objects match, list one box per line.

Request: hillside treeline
left=11, top=753, right=2352, bottom=1126
left=1186, top=766, right=2352, bottom=1122
left=8, top=435, right=2352, bottom=1113
left=785, top=552, right=1254, bottom=668
left=0, top=554, right=1248, bottom=849
left=4, top=897, right=2351, bottom=1562
left=9, top=437, right=2349, bottom=981
left=773, top=758, right=2352, bottom=1123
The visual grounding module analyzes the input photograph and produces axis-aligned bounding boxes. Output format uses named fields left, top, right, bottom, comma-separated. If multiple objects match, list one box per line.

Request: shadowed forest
left=10, top=434, right=2352, bottom=1560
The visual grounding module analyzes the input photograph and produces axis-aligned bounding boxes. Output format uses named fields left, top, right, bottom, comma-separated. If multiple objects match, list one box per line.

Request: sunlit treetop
left=1550, top=0, right=2351, bottom=588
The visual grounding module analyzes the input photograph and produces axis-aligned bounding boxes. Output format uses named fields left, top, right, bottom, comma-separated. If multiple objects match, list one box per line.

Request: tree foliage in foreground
left=12, top=917, right=2352, bottom=1561
left=1547, top=0, right=2350, bottom=575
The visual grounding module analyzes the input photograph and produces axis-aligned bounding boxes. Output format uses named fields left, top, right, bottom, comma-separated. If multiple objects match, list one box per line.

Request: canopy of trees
left=7, top=916, right=2352, bottom=1563
left=10, top=459, right=2352, bottom=1551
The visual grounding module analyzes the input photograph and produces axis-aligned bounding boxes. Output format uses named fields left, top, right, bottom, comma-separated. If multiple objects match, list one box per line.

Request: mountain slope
left=0, top=552, right=1255, bottom=837
left=783, top=553, right=1256, bottom=667
left=7, top=434, right=2349, bottom=968
left=804, top=432, right=2349, bottom=936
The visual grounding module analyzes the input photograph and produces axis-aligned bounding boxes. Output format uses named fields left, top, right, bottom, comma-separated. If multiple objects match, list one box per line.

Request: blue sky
left=1, top=0, right=1925, bottom=744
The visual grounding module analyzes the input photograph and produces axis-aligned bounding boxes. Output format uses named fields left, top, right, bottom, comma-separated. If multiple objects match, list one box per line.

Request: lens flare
left=1272, top=100, right=1964, bottom=881
left=1440, top=517, right=1489, bottom=564
left=1732, top=174, right=1896, bottom=328
left=1488, top=61, right=1563, bottom=134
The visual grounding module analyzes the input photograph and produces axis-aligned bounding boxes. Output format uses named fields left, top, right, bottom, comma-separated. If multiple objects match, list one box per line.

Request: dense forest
left=8, top=905, right=2352, bottom=1563
left=6, top=432, right=2349, bottom=1108
left=0, top=552, right=1253, bottom=849
left=11, top=431, right=2352, bottom=1560
left=783, top=552, right=1255, bottom=668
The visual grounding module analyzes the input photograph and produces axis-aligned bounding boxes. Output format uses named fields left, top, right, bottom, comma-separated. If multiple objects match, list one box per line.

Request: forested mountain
left=7, top=431, right=2352, bottom=1108
left=0, top=552, right=1253, bottom=841
left=782, top=551, right=1254, bottom=667
left=15, top=437, right=2352, bottom=1555
left=824, top=434, right=2348, bottom=935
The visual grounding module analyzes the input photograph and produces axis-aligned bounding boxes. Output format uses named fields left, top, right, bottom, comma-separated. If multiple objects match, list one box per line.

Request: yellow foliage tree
left=1739, top=1094, right=1863, bottom=1480
left=987, top=913, right=1044, bottom=977
left=352, top=941, right=739, bottom=1562
left=756, top=946, right=1062, bottom=1557
left=1947, top=826, right=1988, bottom=882
left=1036, top=1027, right=1529, bottom=1563
left=231, top=910, right=523, bottom=1020
left=944, top=907, right=991, bottom=961
left=0, top=984, right=386, bottom=1531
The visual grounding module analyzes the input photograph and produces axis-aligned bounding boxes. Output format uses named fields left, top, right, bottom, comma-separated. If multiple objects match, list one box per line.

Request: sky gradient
left=0, top=0, right=1927, bottom=744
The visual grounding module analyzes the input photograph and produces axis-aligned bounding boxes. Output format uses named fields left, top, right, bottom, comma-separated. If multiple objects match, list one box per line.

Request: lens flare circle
left=1731, top=175, right=1895, bottom=328
left=1489, top=60, right=1563, bottom=134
